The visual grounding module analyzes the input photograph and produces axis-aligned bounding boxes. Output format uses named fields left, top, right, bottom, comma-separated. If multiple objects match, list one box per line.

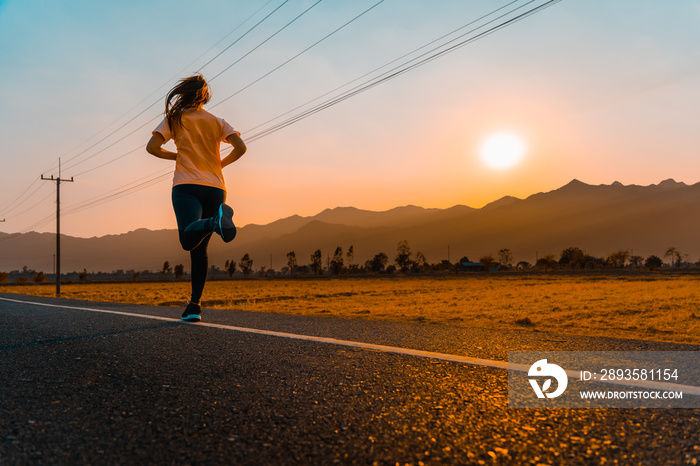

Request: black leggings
left=171, top=184, right=226, bottom=303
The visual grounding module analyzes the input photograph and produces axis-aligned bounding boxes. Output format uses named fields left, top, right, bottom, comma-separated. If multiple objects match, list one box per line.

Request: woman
left=146, top=74, right=247, bottom=322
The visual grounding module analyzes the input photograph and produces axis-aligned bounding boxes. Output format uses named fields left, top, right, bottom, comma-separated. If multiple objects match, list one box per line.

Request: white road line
left=2, top=296, right=699, bottom=396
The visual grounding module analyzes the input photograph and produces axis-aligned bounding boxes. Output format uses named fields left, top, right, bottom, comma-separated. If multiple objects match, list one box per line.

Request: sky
left=1, top=0, right=699, bottom=238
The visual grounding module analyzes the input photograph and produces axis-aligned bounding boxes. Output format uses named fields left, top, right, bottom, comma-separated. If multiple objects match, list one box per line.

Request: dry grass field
left=8, top=274, right=700, bottom=345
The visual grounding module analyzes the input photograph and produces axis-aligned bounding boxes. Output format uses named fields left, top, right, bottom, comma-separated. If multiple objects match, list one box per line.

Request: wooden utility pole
left=41, top=159, right=73, bottom=296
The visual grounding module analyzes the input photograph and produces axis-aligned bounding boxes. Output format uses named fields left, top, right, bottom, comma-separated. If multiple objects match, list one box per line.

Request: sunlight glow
left=479, top=132, right=526, bottom=170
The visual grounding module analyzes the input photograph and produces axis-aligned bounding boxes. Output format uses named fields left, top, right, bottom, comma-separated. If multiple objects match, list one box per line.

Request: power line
left=58, top=0, right=318, bottom=176
left=0, top=178, right=46, bottom=217
left=3, top=189, right=55, bottom=221
left=209, top=0, right=324, bottom=82
left=62, top=169, right=172, bottom=217
left=242, top=0, right=522, bottom=135
left=210, top=0, right=386, bottom=109
left=1, top=1, right=288, bottom=212
left=197, top=0, right=291, bottom=74
left=36, top=2, right=289, bottom=179
left=41, top=1, right=285, bottom=178
left=73, top=0, right=372, bottom=178
left=246, top=0, right=562, bottom=142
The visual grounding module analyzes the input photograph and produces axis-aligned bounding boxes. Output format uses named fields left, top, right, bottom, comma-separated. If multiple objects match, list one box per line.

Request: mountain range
left=1, top=179, right=698, bottom=273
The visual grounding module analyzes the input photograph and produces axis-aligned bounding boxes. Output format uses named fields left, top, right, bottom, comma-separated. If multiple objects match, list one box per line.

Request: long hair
left=165, top=74, right=211, bottom=132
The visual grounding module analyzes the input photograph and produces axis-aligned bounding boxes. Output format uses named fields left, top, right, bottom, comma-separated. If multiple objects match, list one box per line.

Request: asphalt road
left=1, top=292, right=698, bottom=465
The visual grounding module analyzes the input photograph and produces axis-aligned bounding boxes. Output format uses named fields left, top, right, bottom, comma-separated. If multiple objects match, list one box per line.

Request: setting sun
left=479, top=132, right=526, bottom=170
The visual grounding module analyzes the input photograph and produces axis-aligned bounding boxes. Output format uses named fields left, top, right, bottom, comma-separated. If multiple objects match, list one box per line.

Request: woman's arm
left=146, top=132, right=177, bottom=161
left=221, top=133, right=247, bottom=168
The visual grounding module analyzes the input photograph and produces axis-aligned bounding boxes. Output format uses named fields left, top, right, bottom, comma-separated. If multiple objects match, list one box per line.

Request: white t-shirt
left=153, top=108, right=239, bottom=191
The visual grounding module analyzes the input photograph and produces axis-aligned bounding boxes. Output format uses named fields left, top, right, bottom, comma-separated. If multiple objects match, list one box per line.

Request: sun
left=479, top=132, right=526, bottom=170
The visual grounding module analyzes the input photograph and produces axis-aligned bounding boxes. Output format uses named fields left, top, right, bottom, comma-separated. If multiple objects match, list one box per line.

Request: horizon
left=0, top=176, right=694, bottom=239
left=2, top=176, right=699, bottom=275
left=1, top=1, right=700, bottom=238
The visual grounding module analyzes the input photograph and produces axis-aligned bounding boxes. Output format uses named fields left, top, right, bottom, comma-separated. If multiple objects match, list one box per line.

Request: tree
left=209, top=265, right=223, bottom=278
left=33, top=272, right=46, bottom=283
left=440, top=260, right=453, bottom=271
left=607, top=250, right=630, bottom=269
left=664, top=247, right=682, bottom=268
left=310, top=249, right=323, bottom=276
left=79, top=268, right=88, bottom=282
left=516, top=261, right=531, bottom=270
left=286, top=251, right=297, bottom=275
left=629, top=255, right=644, bottom=268
left=498, top=248, right=513, bottom=268
left=536, top=255, right=558, bottom=270
left=161, top=261, right=172, bottom=276
left=346, top=245, right=354, bottom=269
left=0, top=272, right=8, bottom=283
left=395, top=240, right=412, bottom=272
left=559, top=247, right=586, bottom=268
left=240, top=253, right=254, bottom=277
left=225, top=260, right=236, bottom=277
left=330, top=247, right=344, bottom=275
left=413, top=251, right=427, bottom=272
left=479, top=255, right=496, bottom=271
left=174, top=264, right=185, bottom=278
left=645, top=255, right=663, bottom=270
left=366, top=252, right=388, bottom=272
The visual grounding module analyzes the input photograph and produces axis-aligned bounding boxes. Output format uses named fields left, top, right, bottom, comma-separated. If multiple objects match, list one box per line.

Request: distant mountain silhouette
left=1, top=179, right=698, bottom=273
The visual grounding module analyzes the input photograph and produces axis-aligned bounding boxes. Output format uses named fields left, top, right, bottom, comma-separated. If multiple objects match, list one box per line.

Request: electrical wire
left=208, top=0, right=324, bottom=82
left=246, top=0, right=561, bottom=142
left=62, top=169, right=172, bottom=217
left=241, top=0, right=522, bottom=135
left=210, top=0, right=386, bottom=110
left=1, top=0, right=289, bottom=212
left=59, top=0, right=320, bottom=175
left=48, top=1, right=287, bottom=177
left=0, top=178, right=42, bottom=216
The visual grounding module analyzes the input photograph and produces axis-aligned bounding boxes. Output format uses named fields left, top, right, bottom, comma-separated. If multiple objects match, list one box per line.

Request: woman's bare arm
left=146, top=132, right=177, bottom=161
left=221, top=133, right=247, bottom=168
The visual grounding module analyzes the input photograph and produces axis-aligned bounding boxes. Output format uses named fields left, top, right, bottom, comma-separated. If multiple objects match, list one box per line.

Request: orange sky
left=1, top=0, right=699, bottom=238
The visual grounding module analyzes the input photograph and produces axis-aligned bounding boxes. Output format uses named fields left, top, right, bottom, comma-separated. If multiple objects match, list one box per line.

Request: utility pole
left=41, top=159, right=73, bottom=296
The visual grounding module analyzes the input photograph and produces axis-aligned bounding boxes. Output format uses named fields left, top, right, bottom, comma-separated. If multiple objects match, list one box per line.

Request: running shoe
left=215, top=203, right=237, bottom=243
left=181, top=302, right=201, bottom=322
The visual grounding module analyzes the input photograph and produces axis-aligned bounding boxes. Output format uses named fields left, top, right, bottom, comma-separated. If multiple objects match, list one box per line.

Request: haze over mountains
left=1, top=179, right=698, bottom=273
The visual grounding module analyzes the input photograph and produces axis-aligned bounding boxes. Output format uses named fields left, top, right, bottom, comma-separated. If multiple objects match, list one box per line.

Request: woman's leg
left=171, top=186, right=212, bottom=252
left=189, top=188, right=225, bottom=303
left=171, top=185, right=225, bottom=304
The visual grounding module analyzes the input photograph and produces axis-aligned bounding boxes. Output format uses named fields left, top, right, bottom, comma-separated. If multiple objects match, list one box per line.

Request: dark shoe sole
left=218, top=204, right=236, bottom=243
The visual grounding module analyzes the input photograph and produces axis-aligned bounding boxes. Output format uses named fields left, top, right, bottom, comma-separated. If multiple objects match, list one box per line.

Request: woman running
left=146, top=74, right=247, bottom=322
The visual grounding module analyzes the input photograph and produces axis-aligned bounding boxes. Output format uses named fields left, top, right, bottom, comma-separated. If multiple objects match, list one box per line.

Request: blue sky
left=1, top=0, right=699, bottom=238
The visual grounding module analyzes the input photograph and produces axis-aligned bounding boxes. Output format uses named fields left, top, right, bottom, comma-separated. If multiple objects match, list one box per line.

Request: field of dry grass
left=7, top=274, right=700, bottom=345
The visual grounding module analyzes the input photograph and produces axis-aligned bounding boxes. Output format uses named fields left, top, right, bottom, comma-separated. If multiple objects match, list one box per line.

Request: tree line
left=202, top=243, right=699, bottom=278
left=1, top=244, right=696, bottom=284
